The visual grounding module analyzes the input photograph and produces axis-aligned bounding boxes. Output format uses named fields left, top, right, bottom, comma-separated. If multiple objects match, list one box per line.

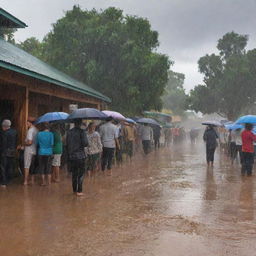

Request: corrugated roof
left=0, top=38, right=110, bottom=102
left=0, top=8, right=27, bottom=28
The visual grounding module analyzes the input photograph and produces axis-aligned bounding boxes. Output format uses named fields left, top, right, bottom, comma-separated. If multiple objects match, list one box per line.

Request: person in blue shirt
left=36, top=123, right=54, bottom=186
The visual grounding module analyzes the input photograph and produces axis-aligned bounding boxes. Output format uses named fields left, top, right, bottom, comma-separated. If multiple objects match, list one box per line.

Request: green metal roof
left=0, top=38, right=110, bottom=102
left=0, top=8, right=27, bottom=28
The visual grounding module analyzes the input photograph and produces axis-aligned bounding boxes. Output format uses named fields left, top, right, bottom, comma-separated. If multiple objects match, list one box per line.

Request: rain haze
left=1, top=0, right=256, bottom=91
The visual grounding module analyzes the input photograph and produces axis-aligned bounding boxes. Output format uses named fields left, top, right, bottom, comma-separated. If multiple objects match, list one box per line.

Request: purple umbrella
left=102, top=110, right=126, bottom=120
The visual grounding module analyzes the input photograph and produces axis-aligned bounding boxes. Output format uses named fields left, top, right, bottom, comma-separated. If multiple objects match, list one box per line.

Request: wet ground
left=1, top=143, right=256, bottom=256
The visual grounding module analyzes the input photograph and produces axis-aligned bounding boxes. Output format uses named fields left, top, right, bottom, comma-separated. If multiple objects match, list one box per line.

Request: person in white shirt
left=23, top=117, right=38, bottom=185
left=140, top=124, right=153, bottom=155
left=99, top=117, right=120, bottom=174
left=234, top=128, right=243, bottom=164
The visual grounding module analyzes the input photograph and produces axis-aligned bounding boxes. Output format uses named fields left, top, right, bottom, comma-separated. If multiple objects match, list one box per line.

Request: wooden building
left=0, top=8, right=110, bottom=142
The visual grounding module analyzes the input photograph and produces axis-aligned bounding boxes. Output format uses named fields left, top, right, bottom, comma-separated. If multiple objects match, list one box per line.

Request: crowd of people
left=0, top=116, right=174, bottom=196
left=203, top=123, right=256, bottom=176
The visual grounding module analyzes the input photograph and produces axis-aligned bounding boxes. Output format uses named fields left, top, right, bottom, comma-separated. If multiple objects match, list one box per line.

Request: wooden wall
left=0, top=67, right=107, bottom=143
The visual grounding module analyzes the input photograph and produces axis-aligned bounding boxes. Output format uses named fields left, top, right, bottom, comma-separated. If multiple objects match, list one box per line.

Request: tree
left=162, top=71, right=187, bottom=116
left=187, top=32, right=256, bottom=120
left=18, top=37, right=44, bottom=59
left=20, top=6, right=170, bottom=115
left=0, top=28, right=16, bottom=43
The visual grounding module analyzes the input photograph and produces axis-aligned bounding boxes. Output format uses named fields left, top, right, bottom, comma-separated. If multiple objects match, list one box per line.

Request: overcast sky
left=2, top=0, right=256, bottom=91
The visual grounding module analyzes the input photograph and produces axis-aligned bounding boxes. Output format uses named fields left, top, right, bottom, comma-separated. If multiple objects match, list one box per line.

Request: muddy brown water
left=1, top=143, right=256, bottom=256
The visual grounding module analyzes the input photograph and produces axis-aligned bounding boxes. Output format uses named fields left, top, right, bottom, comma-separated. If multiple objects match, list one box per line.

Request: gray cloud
left=1, top=0, right=256, bottom=90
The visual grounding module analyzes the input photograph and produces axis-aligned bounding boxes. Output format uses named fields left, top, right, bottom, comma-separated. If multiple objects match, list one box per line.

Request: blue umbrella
left=137, top=118, right=160, bottom=126
left=36, top=112, right=69, bottom=124
left=235, top=115, right=256, bottom=124
left=126, top=118, right=136, bottom=124
left=67, top=108, right=107, bottom=120
left=225, top=123, right=243, bottom=130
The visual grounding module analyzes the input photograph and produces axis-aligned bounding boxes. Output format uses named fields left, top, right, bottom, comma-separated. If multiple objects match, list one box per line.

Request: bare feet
left=76, top=192, right=84, bottom=197
left=1, top=185, right=6, bottom=188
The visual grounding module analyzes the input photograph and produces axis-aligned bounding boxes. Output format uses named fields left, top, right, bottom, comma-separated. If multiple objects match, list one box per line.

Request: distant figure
left=67, top=119, right=88, bottom=196
left=203, top=125, right=219, bottom=166
left=100, top=117, right=119, bottom=175
left=140, top=124, right=153, bottom=155
left=37, top=123, right=54, bottom=186
left=153, top=125, right=161, bottom=149
left=241, top=123, right=256, bottom=176
left=190, top=129, right=198, bottom=144
left=0, top=120, right=17, bottom=187
left=23, top=117, right=38, bottom=185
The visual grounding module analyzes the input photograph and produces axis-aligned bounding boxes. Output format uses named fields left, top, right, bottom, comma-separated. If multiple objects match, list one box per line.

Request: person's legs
left=0, top=156, right=7, bottom=186
left=206, top=146, right=210, bottom=164
left=70, top=160, right=78, bottom=193
left=39, top=155, right=47, bottom=186
left=142, top=141, right=147, bottom=154
left=52, top=154, right=61, bottom=182
left=107, top=148, right=115, bottom=170
left=247, top=153, right=254, bottom=176
left=24, top=152, right=33, bottom=185
left=77, top=159, right=86, bottom=194
left=101, top=148, right=108, bottom=171
left=6, top=157, right=14, bottom=183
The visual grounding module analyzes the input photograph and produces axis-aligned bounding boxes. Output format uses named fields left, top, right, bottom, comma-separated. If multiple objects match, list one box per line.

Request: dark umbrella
left=67, top=108, right=108, bottom=120
left=202, top=121, right=222, bottom=127
left=137, top=118, right=160, bottom=126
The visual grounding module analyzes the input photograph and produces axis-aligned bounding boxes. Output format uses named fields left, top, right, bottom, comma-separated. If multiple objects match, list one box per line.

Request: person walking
left=37, top=123, right=54, bottom=186
left=66, top=119, right=88, bottom=196
left=140, top=124, right=153, bottom=155
left=100, top=117, right=119, bottom=175
left=0, top=120, right=17, bottom=187
left=203, top=125, right=219, bottom=166
left=51, top=124, right=63, bottom=183
left=86, top=122, right=102, bottom=178
left=23, top=117, right=38, bottom=185
left=241, top=123, right=256, bottom=176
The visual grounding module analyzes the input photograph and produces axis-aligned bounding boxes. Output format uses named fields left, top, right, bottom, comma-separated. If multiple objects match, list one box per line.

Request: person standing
left=37, top=123, right=54, bottom=186
left=0, top=120, right=17, bottom=187
left=124, top=122, right=136, bottom=161
left=66, top=119, right=88, bottom=196
left=203, top=125, right=219, bottom=166
left=241, top=123, right=256, bottom=176
left=100, top=117, right=119, bottom=174
left=23, top=117, right=38, bottom=185
left=234, top=128, right=243, bottom=164
left=153, top=125, right=161, bottom=149
left=86, top=122, right=102, bottom=178
left=140, top=124, right=153, bottom=155
left=51, top=124, right=63, bottom=183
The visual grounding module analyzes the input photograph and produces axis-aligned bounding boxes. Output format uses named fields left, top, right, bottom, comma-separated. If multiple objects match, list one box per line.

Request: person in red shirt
left=241, top=123, right=256, bottom=176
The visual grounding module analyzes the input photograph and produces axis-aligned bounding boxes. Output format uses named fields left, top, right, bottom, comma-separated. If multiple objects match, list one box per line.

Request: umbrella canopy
left=68, top=108, right=107, bottom=120
left=202, top=121, right=222, bottom=127
left=137, top=118, right=160, bottom=126
left=126, top=118, right=136, bottom=124
left=102, top=110, right=126, bottom=120
left=224, top=123, right=243, bottom=130
left=235, top=115, right=256, bottom=124
left=35, top=112, right=69, bottom=124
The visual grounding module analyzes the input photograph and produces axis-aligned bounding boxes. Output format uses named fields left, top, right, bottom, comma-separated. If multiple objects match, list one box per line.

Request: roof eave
left=0, top=60, right=111, bottom=103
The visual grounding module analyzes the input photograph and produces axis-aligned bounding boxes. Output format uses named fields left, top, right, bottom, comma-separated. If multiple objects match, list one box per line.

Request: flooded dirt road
left=1, top=143, right=256, bottom=256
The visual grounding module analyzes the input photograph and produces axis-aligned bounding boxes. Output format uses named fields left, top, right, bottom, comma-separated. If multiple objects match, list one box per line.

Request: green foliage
left=162, top=71, right=187, bottom=116
left=18, top=37, right=44, bottom=59
left=20, top=6, right=170, bottom=115
left=0, top=28, right=16, bottom=43
left=187, top=31, right=256, bottom=120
